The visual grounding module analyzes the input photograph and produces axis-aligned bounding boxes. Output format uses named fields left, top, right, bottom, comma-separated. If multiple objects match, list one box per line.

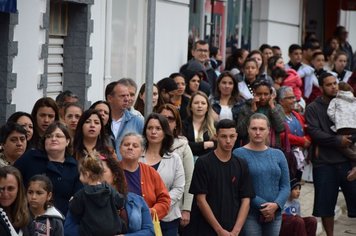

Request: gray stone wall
left=0, top=13, right=18, bottom=124
left=63, top=2, right=93, bottom=108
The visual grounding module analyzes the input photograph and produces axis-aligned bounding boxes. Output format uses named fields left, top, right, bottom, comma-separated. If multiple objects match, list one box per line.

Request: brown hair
left=0, top=166, right=30, bottom=228
left=157, top=103, right=183, bottom=138
left=103, top=155, right=128, bottom=196
left=79, top=152, right=104, bottom=182
left=338, top=81, right=354, bottom=93
left=41, top=121, right=72, bottom=156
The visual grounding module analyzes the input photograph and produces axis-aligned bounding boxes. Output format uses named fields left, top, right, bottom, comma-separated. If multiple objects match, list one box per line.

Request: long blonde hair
left=187, top=91, right=216, bottom=139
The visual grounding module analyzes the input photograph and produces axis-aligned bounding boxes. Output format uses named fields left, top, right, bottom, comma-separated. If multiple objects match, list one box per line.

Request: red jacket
left=280, top=111, right=311, bottom=147
left=139, top=162, right=171, bottom=220
left=283, top=69, right=303, bottom=101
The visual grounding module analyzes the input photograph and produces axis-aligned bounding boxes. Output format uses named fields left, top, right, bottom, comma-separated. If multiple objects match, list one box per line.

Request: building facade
left=0, top=0, right=355, bottom=124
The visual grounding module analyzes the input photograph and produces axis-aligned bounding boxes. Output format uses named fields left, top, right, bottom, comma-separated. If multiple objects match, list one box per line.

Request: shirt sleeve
left=189, top=156, right=209, bottom=195
left=238, top=158, right=256, bottom=199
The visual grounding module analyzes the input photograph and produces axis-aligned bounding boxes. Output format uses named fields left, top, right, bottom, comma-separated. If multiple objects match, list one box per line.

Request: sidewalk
left=300, top=182, right=356, bottom=236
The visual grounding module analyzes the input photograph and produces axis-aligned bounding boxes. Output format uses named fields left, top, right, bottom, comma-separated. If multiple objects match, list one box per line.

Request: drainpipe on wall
left=144, top=0, right=156, bottom=118
left=104, top=0, right=112, bottom=88
left=199, top=0, right=205, bottom=39
left=237, top=0, right=243, bottom=48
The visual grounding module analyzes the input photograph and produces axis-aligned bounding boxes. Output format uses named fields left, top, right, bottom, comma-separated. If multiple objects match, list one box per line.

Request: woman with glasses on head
left=157, top=104, right=194, bottom=229
left=169, top=73, right=191, bottom=121
left=237, top=80, right=285, bottom=148
left=141, top=113, right=185, bottom=236
left=182, top=91, right=216, bottom=158
left=0, top=122, right=27, bottom=167
left=14, top=121, right=82, bottom=215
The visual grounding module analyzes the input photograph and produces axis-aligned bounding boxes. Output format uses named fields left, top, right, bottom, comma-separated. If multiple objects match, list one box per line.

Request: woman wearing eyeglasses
left=158, top=104, right=194, bottom=229
left=14, top=121, right=82, bottom=215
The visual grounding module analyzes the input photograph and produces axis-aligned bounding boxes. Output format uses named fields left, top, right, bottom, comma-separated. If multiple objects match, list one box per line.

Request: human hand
left=341, top=135, right=352, bottom=147
left=260, top=202, right=278, bottom=218
left=268, top=93, right=276, bottom=110
left=230, top=229, right=241, bottom=236
left=204, top=141, right=215, bottom=149
left=180, top=210, right=190, bottom=227
left=303, top=137, right=311, bottom=148
left=251, top=96, right=259, bottom=112
left=216, top=228, right=230, bottom=236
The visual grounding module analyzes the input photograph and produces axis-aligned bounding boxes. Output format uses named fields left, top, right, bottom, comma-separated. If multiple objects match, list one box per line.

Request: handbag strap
left=151, top=208, right=159, bottom=222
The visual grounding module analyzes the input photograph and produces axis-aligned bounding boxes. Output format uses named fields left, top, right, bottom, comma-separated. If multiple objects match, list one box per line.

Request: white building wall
left=251, top=0, right=302, bottom=59
left=88, top=1, right=106, bottom=102
left=340, top=10, right=356, bottom=48
left=111, top=0, right=147, bottom=87
left=154, top=0, right=190, bottom=82
left=12, top=0, right=46, bottom=113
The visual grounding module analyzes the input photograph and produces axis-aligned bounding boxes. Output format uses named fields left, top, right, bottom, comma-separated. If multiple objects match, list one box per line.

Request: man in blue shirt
left=105, top=80, right=144, bottom=159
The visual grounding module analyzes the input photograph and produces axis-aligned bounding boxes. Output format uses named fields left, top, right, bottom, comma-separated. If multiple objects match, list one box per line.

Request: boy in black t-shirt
left=183, top=119, right=255, bottom=236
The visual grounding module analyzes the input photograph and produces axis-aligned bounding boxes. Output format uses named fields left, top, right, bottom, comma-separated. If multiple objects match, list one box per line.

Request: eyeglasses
left=164, top=116, right=176, bottom=123
left=284, top=96, right=296, bottom=100
left=0, top=186, right=16, bottom=193
left=44, top=133, right=66, bottom=139
left=195, top=49, right=209, bottom=53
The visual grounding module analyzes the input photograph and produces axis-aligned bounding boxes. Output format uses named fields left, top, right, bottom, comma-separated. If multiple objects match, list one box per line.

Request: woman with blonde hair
left=182, top=91, right=216, bottom=157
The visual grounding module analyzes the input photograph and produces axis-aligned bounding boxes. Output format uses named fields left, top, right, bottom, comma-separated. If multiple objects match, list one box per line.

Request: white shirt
left=111, top=117, right=123, bottom=139
left=219, top=105, right=233, bottom=120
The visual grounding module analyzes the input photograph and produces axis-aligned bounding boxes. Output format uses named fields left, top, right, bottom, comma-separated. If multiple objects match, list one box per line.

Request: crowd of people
left=1, top=25, right=356, bottom=236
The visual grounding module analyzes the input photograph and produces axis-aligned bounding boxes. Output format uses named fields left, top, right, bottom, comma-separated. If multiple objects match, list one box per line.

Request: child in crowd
left=69, top=153, right=126, bottom=236
left=27, top=175, right=65, bottom=236
left=270, top=67, right=286, bottom=90
left=327, top=82, right=356, bottom=181
left=238, top=58, right=260, bottom=100
left=268, top=55, right=303, bottom=102
left=280, top=179, right=317, bottom=236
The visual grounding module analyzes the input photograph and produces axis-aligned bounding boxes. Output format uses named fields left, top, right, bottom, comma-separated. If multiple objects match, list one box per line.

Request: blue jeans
left=241, top=213, right=282, bottom=236
left=160, top=218, right=179, bottom=236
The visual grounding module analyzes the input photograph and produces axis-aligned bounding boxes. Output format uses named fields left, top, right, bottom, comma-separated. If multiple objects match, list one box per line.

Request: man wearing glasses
left=180, top=40, right=217, bottom=96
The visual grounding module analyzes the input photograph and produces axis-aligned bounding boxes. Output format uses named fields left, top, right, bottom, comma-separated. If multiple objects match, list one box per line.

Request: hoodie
left=327, top=90, right=356, bottom=131
left=69, top=183, right=125, bottom=236
left=30, top=206, right=64, bottom=236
